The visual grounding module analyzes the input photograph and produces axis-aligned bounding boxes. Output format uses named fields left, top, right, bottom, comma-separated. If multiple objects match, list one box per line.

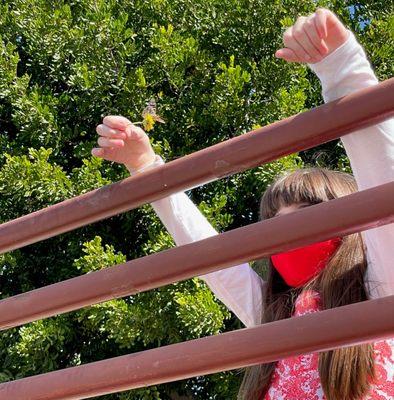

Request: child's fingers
left=283, top=27, right=311, bottom=61
left=97, top=137, right=124, bottom=148
left=292, top=17, right=321, bottom=60
left=91, top=147, right=104, bottom=157
left=275, top=48, right=302, bottom=63
left=102, top=115, right=133, bottom=131
left=91, top=147, right=118, bottom=162
left=315, top=8, right=329, bottom=39
left=304, top=16, right=328, bottom=56
left=125, top=123, right=147, bottom=141
left=96, top=124, right=126, bottom=139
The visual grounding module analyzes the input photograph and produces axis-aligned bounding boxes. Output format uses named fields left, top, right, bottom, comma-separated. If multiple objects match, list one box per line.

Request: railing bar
left=1, top=295, right=393, bottom=400
left=0, top=79, right=393, bottom=254
left=0, top=181, right=393, bottom=330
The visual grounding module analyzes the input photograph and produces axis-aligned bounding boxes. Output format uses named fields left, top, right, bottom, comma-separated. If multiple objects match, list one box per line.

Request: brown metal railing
left=1, top=181, right=393, bottom=331
left=2, top=295, right=394, bottom=400
left=0, top=79, right=393, bottom=400
left=0, top=79, right=393, bottom=254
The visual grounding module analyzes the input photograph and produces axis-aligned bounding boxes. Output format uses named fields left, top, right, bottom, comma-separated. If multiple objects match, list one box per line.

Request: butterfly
left=142, top=98, right=165, bottom=124
left=132, top=98, right=166, bottom=132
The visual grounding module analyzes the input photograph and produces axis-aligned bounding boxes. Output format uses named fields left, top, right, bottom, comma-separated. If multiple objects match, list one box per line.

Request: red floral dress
left=264, top=291, right=394, bottom=400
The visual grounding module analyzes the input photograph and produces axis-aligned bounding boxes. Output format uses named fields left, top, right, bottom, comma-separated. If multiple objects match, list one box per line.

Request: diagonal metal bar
left=0, top=181, right=393, bottom=330
left=0, top=79, right=393, bottom=254
left=1, top=294, right=393, bottom=400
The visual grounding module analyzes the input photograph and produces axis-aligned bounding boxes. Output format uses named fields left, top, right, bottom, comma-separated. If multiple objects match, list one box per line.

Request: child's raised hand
left=275, top=8, right=349, bottom=64
left=91, top=116, right=156, bottom=171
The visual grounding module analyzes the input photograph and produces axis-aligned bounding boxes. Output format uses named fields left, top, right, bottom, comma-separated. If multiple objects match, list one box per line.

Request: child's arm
left=308, top=32, right=394, bottom=299
left=276, top=8, right=394, bottom=298
left=148, top=168, right=265, bottom=328
left=92, top=118, right=265, bottom=328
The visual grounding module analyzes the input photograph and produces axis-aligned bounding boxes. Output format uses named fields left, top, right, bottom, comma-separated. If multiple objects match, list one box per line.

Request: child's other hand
left=275, top=8, right=349, bottom=64
left=91, top=116, right=156, bottom=171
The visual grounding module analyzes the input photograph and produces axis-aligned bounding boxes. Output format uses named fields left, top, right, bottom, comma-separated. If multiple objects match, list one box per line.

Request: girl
left=92, top=9, right=394, bottom=400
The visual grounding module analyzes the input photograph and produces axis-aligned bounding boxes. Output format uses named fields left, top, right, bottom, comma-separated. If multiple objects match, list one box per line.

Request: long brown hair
left=238, top=168, right=375, bottom=400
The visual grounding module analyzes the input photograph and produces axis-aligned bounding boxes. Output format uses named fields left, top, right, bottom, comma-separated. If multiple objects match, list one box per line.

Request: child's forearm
left=308, top=30, right=393, bottom=191
left=308, top=30, right=377, bottom=104
left=130, top=157, right=265, bottom=327
left=151, top=187, right=265, bottom=327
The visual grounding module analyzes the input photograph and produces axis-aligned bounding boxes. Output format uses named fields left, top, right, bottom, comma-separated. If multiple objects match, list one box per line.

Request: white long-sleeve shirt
left=135, top=31, right=394, bottom=328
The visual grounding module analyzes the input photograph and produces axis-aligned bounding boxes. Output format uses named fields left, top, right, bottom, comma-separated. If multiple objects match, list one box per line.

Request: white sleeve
left=309, top=30, right=394, bottom=299
left=151, top=192, right=265, bottom=327
left=134, top=156, right=265, bottom=327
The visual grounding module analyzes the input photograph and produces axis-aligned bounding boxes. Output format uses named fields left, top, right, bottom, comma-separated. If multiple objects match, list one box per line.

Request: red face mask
left=270, top=238, right=342, bottom=287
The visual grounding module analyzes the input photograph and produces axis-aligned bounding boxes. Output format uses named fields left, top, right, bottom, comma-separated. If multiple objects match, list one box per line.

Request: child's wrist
left=126, top=154, right=162, bottom=175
